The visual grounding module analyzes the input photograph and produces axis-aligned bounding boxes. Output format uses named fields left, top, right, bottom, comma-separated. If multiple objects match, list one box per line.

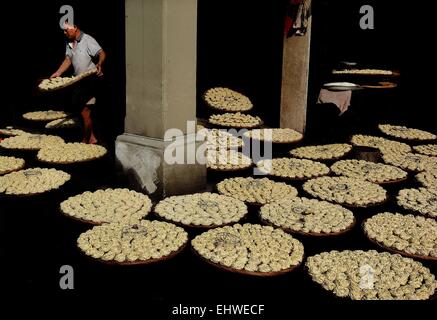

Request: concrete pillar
left=280, top=12, right=312, bottom=133
left=116, top=0, right=206, bottom=199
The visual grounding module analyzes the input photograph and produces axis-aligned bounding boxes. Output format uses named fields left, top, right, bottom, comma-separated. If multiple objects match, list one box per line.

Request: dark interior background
left=196, top=0, right=287, bottom=126
left=309, top=0, right=434, bottom=133
left=1, top=0, right=436, bottom=311
left=1, top=0, right=434, bottom=135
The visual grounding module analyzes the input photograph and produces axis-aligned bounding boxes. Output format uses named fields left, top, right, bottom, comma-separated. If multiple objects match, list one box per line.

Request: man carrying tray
left=50, top=21, right=106, bottom=144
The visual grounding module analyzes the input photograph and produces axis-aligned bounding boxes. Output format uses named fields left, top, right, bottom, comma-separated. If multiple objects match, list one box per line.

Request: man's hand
left=50, top=71, right=62, bottom=79
left=96, top=64, right=103, bottom=77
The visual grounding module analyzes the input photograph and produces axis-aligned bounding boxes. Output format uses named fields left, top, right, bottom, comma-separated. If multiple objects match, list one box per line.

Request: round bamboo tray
left=153, top=212, right=245, bottom=230
left=301, top=188, right=388, bottom=209
left=38, top=80, right=80, bottom=92
left=0, top=179, right=71, bottom=199
left=329, top=173, right=408, bottom=186
left=37, top=153, right=107, bottom=166
left=340, top=198, right=388, bottom=209
left=304, top=264, right=437, bottom=301
left=259, top=215, right=356, bottom=238
left=38, top=69, right=97, bottom=92
left=291, top=149, right=353, bottom=163
left=191, top=245, right=303, bottom=277
left=22, top=115, right=67, bottom=122
left=214, top=184, right=297, bottom=208
left=258, top=169, right=331, bottom=182
left=59, top=208, right=107, bottom=226
left=206, top=163, right=253, bottom=173
left=362, top=221, right=437, bottom=262
left=79, top=240, right=188, bottom=266
left=395, top=203, right=437, bottom=221
left=208, top=119, right=264, bottom=130
left=201, top=92, right=254, bottom=114
left=0, top=161, right=25, bottom=176
left=0, top=129, right=32, bottom=139
left=369, top=176, right=409, bottom=186
left=215, top=196, right=281, bottom=208
left=330, top=69, right=400, bottom=82
left=248, top=135, right=304, bottom=146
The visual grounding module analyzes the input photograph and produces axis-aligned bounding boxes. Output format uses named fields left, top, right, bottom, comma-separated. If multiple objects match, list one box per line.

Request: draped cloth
left=317, top=89, right=352, bottom=115
left=284, top=0, right=311, bottom=37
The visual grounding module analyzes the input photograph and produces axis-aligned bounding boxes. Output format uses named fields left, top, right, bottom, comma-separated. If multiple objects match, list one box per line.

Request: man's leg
left=82, top=98, right=98, bottom=144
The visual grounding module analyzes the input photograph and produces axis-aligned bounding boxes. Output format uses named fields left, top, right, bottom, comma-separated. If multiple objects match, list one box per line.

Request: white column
left=117, top=0, right=206, bottom=198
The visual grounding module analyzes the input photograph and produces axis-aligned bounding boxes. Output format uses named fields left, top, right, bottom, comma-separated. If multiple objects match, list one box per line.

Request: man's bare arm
left=95, top=50, right=106, bottom=76
left=51, top=57, right=72, bottom=78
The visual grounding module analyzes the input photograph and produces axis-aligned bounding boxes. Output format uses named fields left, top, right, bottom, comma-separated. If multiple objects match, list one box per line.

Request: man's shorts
left=69, top=76, right=102, bottom=114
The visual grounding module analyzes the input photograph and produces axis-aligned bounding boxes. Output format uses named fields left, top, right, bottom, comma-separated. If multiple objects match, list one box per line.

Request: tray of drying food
left=37, top=143, right=107, bottom=165
left=154, top=192, right=247, bottom=229
left=363, top=213, right=437, bottom=261
left=416, top=170, right=437, bottom=188
left=302, top=176, right=387, bottom=208
left=259, top=197, right=355, bottom=237
left=256, top=158, right=330, bottom=181
left=397, top=187, right=437, bottom=219
left=243, top=128, right=303, bottom=144
left=77, top=220, right=188, bottom=265
left=350, top=134, right=412, bottom=154
left=0, top=134, right=64, bottom=151
left=203, top=87, right=253, bottom=113
left=38, top=68, right=97, bottom=92
left=330, top=159, right=408, bottom=184
left=23, top=110, right=69, bottom=122
left=0, top=127, right=31, bottom=138
left=60, top=188, right=153, bottom=225
left=206, top=149, right=252, bottom=171
left=290, top=144, right=352, bottom=161
left=378, top=124, right=437, bottom=142
left=0, top=168, right=70, bottom=197
left=413, top=144, right=437, bottom=157
left=332, top=68, right=397, bottom=75
left=381, top=152, right=437, bottom=173
left=209, top=113, right=263, bottom=129
left=217, top=177, right=298, bottom=206
left=305, top=250, right=436, bottom=300
left=322, top=82, right=362, bottom=91
left=0, top=156, right=25, bottom=175
left=191, top=223, right=304, bottom=276
left=197, top=127, right=244, bottom=150
left=45, top=117, right=78, bottom=130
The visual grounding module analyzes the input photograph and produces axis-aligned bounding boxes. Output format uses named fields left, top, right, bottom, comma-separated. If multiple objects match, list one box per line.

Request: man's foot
left=88, top=133, right=98, bottom=145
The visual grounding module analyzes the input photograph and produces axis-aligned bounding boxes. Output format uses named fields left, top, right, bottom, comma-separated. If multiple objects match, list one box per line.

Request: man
left=51, top=22, right=106, bottom=144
